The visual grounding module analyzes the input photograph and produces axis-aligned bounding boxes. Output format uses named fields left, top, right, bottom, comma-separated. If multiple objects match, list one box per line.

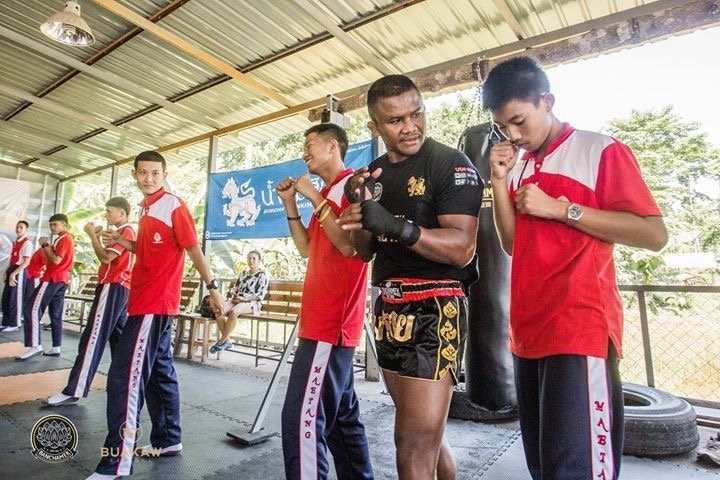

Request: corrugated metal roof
left=0, top=0, right=693, bottom=181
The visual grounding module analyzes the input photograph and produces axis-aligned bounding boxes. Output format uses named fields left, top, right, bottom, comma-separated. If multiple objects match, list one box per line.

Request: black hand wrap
left=360, top=200, right=421, bottom=246
left=344, top=175, right=376, bottom=203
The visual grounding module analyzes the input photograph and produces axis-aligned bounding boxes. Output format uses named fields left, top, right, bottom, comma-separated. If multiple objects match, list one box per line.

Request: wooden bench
left=64, top=275, right=100, bottom=329
left=229, top=280, right=303, bottom=366
left=172, top=280, right=303, bottom=364
left=172, top=278, right=214, bottom=362
left=223, top=281, right=372, bottom=371
left=172, top=280, right=374, bottom=371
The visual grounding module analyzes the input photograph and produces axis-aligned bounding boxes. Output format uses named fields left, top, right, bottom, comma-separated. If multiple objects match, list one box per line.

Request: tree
left=605, top=106, right=720, bottom=283
left=427, top=92, right=489, bottom=147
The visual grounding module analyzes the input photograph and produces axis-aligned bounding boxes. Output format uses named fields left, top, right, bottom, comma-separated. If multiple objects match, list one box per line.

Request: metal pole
left=249, top=320, right=299, bottom=434
left=637, top=289, right=655, bottom=387
left=365, top=286, right=380, bottom=381
left=110, top=165, right=119, bottom=197
left=200, top=136, right=219, bottom=298
left=37, top=175, right=49, bottom=238
left=54, top=179, right=64, bottom=213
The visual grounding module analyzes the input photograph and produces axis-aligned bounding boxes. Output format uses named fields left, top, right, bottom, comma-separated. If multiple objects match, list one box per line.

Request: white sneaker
left=2, top=326, right=19, bottom=332
left=47, top=392, right=79, bottom=406
left=85, top=473, right=121, bottom=480
left=43, top=346, right=61, bottom=357
left=16, top=345, right=43, bottom=361
left=698, top=435, right=720, bottom=466
left=138, top=442, right=183, bottom=456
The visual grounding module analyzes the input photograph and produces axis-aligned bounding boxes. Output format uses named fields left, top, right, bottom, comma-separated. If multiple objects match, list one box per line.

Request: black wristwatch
left=206, top=279, right=219, bottom=290
left=41, top=242, right=50, bottom=248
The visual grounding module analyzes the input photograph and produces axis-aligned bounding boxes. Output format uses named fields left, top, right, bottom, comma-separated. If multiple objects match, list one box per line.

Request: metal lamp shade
left=40, top=1, right=95, bottom=46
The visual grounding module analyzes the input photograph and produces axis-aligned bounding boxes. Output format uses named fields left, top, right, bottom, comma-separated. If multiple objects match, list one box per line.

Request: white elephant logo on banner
left=222, top=178, right=261, bottom=227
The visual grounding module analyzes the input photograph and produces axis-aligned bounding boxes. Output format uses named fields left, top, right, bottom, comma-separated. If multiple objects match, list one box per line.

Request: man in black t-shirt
left=340, top=75, right=483, bottom=480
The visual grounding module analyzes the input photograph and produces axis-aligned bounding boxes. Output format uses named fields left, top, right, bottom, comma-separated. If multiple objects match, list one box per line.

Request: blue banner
left=205, top=139, right=376, bottom=240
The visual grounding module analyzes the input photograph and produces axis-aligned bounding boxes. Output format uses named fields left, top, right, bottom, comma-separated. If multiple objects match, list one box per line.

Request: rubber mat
left=0, top=368, right=106, bottom=405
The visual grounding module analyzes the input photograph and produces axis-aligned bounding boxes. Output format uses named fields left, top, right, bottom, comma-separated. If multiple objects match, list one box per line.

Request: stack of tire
left=623, top=383, right=700, bottom=456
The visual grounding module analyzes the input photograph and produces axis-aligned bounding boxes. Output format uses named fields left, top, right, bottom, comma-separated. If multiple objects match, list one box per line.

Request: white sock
left=45, top=346, right=60, bottom=354
left=19, top=345, right=42, bottom=359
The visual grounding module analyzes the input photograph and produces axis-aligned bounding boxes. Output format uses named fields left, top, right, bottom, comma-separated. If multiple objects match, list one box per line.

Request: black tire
left=623, top=382, right=699, bottom=457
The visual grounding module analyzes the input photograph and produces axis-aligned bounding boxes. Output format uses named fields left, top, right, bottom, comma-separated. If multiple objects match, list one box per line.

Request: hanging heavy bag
left=458, top=122, right=517, bottom=411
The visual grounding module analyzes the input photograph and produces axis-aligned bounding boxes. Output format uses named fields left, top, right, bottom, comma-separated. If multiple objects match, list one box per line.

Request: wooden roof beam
left=0, top=25, right=222, bottom=129
left=0, top=120, right=122, bottom=162
left=0, top=83, right=162, bottom=148
left=308, top=0, right=719, bottom=119
left=3, top=0, right=191, bottom=122
left=293, top=0, right=396, bottom=75
left=63, top=0, right=719, bottom=182
left=91, top=0, right=297, bottom=107
left=492, top=0, right=526, bottom=40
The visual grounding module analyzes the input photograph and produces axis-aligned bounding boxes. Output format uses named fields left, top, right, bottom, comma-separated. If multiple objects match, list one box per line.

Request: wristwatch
left=566, top=203, right=583, bottom=226
left=41, top=242, right=50, bottom=248
left=206, top=279, right=219, bottom=290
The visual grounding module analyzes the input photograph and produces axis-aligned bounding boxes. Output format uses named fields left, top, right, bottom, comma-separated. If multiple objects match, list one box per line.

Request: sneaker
left=43, top=346, right=61, bottom=357
left=138, top=443, right=183, bottom=457
left=85, top=473, right=121, bottom=480
left=42, top=323, right=51, bottom=330
left=15, top=345, right=43, bottom=361
left=209, top=342, right=221, bottom=354
left=220, top=341, right=233, bottom=351
left=47, top=393, right=80, bottom=406
left=698, top=435, right=720, bottom=466
left=2, top=326, right=19, bottom=332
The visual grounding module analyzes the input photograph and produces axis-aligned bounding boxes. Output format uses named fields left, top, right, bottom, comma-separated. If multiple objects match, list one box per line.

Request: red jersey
left=42, top=232, right=74, bottom=284
left=299, top=169, right=368, bottom=347
left=10, top=235, right=32, bottom=265
left=26, top=248, right=46, bottom=279
left=99, top=224, right=135, bottom=289
left=508, top=125, right=661, bottom=359
left=127, top=188, right=198, bottom=316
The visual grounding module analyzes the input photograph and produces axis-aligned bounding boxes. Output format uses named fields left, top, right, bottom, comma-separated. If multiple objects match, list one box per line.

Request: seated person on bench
left=210, top=250, right=269, bottom=354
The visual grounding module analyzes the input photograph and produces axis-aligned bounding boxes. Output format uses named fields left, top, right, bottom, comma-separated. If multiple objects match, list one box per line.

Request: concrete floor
left=1, top=326, right=719, bottom=479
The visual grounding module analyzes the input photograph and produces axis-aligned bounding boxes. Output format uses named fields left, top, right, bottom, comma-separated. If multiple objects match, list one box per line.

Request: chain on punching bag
left=449, top=122, right=517, bottom=421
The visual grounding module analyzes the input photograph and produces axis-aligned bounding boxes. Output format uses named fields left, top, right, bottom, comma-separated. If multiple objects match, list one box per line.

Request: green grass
left=620, top=292, right=720, bottom=402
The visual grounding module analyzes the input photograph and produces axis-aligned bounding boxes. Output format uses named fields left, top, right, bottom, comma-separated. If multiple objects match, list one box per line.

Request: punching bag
left=450, top=122, right=517, bottom=420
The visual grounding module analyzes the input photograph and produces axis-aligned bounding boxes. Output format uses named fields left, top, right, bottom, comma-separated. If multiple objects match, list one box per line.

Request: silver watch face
left=568, top=203, right=583, bottom=221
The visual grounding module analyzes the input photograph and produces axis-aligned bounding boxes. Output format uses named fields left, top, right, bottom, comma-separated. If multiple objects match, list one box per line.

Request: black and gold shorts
left=373, top=278, right=467, bottom=384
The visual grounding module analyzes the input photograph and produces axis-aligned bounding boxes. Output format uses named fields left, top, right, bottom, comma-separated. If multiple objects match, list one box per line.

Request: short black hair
left=49, top=213, right=68, bottom=224
left=482, top=56, right=550, bottom=113
left=106, top=196, right=131, bottom=216
left=367, top=74, right=420, bottom=121
left=304, top=123, right=349, bottom=160
left=247, top=250, right=262, bottom=262
left=17, top=220, right=29, bottom=228
left=134, top=150, right=166, bottom=170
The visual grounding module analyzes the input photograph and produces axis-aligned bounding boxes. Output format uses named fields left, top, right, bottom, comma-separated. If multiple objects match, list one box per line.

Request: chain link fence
left=619, top=285, right=720, bottom=405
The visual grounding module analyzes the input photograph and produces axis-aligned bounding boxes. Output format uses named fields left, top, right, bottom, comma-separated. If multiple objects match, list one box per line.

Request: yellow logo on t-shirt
left=407, top=176, right=426, bottom=196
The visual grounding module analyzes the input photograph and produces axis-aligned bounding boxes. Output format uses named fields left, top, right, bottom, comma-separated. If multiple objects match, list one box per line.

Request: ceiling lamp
left=40, top=1, right=95, bottom=46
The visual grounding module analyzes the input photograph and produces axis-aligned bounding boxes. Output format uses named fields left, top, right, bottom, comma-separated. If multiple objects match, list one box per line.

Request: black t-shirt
left=369, top=138, right=483, bottom=285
